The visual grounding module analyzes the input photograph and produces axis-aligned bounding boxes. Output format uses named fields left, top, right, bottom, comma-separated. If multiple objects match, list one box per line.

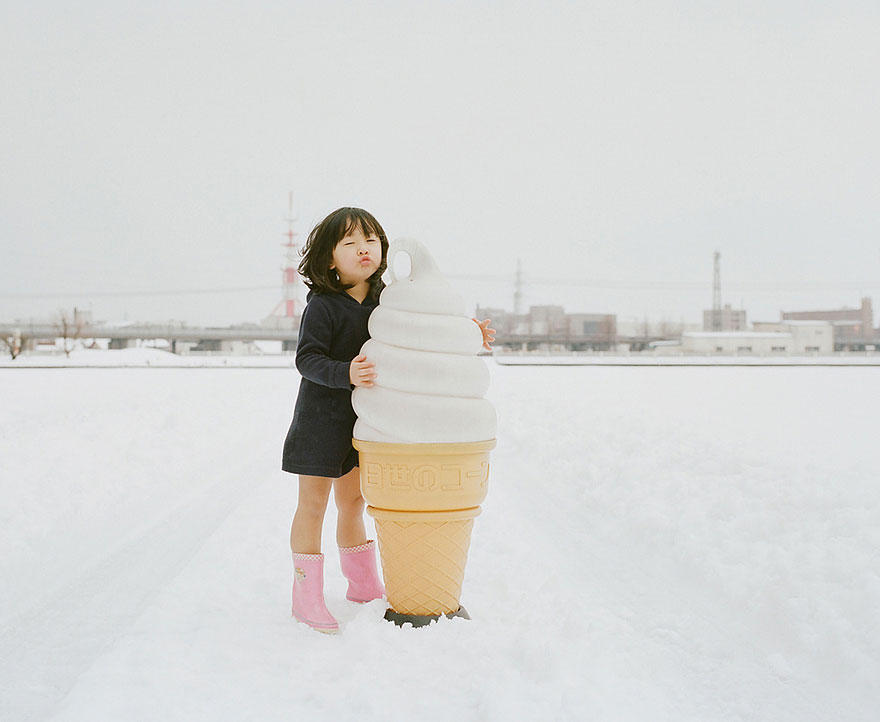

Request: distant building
left=260, top=311, right=299, bottom=351
left=781, top=297, right=874, bottom=350
left=617, top=319, right=701, bottom=338
left=176, top=339, right=263, bottom=355
left=702, top=304, right=747, bottom=331
left=683, top=320, right=833, bottom=355
left=753, top=320, right=834, bottom=353
left=475, top=304, right=616, bottom=351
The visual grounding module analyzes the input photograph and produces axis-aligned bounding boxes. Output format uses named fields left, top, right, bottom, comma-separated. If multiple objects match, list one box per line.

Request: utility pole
left=268, top=192, right=304, bottom=330
left=513, top=258, right=524, bottom=315
left=712, top=250, right=722, bottom=331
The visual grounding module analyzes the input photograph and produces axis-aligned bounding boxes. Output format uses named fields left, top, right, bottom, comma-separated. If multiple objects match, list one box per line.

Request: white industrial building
left=680, top=320, right=833, bottom=355
left=752, top=320, right=834, bottom=353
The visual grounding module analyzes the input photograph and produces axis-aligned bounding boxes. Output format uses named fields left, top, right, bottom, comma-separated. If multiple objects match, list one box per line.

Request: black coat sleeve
left=295, top=297, right=352, bottom=389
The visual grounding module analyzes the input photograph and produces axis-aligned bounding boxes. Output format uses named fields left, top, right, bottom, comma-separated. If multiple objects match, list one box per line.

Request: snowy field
left=1, top=362, right=878, bottom=721
left=4, top=347, right=880, bottom=367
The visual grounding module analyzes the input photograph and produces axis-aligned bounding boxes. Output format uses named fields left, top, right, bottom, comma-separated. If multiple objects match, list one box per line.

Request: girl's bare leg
left=290, top=475, right=333, bottom=554
left=334, top=466, right=368, bottom=548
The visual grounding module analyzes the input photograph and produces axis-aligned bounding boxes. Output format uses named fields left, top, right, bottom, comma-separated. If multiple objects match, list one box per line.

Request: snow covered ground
left=0, top=347, right=296, bottom=368
left=1, top=362, right=878, bottom=721
left=495, top=354, right=880, bottom=366
left=4, top=347, right=880, bottom=368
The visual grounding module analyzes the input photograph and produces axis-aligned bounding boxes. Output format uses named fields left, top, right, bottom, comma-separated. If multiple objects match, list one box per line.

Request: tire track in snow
left=0, top=466, right=262, bottom=722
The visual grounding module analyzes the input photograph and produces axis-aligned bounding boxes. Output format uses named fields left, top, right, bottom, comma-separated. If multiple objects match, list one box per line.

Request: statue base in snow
left=383, top=606, right=470, bottom=628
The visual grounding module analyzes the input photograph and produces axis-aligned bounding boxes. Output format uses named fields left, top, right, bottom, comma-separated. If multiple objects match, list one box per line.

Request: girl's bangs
left=343, top=211, right=383, bottom=240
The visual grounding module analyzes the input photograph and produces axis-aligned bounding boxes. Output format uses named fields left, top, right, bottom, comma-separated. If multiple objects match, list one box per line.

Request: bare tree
left=54, top=309, right=85, bottom=357
left=658, top=318, right=683, bottom=339
left=1, top=329, right=23, bottom=359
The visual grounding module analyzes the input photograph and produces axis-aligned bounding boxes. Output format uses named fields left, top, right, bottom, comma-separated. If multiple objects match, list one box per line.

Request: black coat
left=281, top=288, right=378, bottom=478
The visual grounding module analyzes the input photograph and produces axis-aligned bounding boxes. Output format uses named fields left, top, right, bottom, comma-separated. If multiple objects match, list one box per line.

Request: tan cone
left=353, top=439, right=495, bottom=617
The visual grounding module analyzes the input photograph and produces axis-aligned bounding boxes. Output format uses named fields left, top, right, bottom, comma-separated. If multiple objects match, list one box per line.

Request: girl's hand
left=350, top=354, right=376, bottom=387
left=472, top=318, right=496, bottom=350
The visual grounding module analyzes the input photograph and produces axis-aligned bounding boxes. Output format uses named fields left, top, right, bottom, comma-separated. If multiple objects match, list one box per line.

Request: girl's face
left=329, top=224, right=382, bottom=285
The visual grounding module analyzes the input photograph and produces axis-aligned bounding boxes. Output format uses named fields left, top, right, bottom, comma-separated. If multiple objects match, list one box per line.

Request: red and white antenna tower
left=269, top=192, right=305, bottom=324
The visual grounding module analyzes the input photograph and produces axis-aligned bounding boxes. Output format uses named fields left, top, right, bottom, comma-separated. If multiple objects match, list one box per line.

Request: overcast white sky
left=2, top=0, right=879, bottom=327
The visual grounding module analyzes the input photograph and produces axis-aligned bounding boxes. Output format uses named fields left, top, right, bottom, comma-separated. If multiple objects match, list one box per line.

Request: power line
left=0, top=285, right=278, bottom=299
left=2, top=277, right=878, bottom=300
left=451, top=275, right=880, bottom=292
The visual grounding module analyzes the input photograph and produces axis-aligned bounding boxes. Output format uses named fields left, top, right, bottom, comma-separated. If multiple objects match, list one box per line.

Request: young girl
left=282, top=207, right=495, bottom=633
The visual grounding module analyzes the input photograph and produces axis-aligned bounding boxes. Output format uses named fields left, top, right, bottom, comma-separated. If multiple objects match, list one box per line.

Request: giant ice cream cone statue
left=352, top=238, right=496, bottom=626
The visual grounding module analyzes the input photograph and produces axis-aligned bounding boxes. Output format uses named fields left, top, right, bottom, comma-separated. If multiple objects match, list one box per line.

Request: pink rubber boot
left=291, top=552, right=339, bottom=634
left=339, top=540, right=385, bottom=603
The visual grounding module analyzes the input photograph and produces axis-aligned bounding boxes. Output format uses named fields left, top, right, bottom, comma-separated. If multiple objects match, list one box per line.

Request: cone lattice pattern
left=370, top=510, right=476, bottom=615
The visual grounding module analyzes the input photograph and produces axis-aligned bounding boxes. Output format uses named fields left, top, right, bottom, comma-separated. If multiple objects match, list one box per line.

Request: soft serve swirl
left=351, top=238, right=497, bottom=443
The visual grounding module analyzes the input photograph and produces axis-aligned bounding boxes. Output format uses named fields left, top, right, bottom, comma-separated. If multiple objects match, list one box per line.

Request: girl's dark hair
left=298, top=207, right=388, bottom=299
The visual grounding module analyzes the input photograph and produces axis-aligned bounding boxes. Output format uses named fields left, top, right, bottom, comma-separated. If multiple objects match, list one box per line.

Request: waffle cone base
left=354, top=439, right=495, bottom=618
left=367, top=507, right=480, bottom=616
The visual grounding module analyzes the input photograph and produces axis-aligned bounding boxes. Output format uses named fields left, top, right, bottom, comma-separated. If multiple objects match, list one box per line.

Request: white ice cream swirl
left=351, top=238, right=497, bottom=443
